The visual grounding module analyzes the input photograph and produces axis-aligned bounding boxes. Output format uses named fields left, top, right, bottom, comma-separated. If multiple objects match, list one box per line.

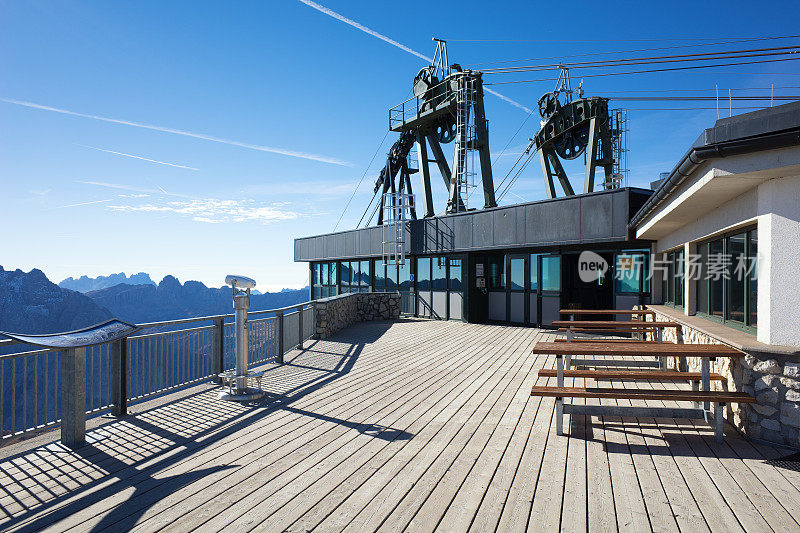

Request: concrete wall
left=314, top=292, right=400, bottom=339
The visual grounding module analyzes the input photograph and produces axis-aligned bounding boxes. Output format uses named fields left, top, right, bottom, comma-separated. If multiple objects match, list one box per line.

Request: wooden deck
left=1, top=319, right=799, bottom=532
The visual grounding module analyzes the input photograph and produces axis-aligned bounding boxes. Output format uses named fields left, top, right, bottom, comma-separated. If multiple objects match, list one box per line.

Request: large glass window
left=398, top=260, right=411, bottom=292
left=615, top=252, right=649, bottom=294
left=312, top=261, right=338, bottom=299
left=662, top=250, right=684, bottom=307
left=374, top=259, right=386, bottom=291
left=488, top=256, right=505, bottom=289
left=417, top=257, right=431, bottom=291
left=748, top=229, right=758, bottom=328
left=509, top=257, right=525, bottom=291
left=386, top=262, right=399, bottom=291
left=728, top=233, right=746, bottom=323
left=541, top=256, right=561, bottom=292
left=695, top=227, right=757, bottom=330
left=432, top=257, right=447, bottom=291
left=530, top=254, right=540, bottom=292
left=359, top=260, right=370, bottom=288
left=448, top=259, right=462, bottom=291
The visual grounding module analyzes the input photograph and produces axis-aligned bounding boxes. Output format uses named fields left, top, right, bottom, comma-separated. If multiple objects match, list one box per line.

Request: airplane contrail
left=0, top=97, right=354, bottom=167
left=78, top=145, right=199, bottom=171
left=53, top=198, right=115, bottom=209
left=296, top=0, right=533, bottom=114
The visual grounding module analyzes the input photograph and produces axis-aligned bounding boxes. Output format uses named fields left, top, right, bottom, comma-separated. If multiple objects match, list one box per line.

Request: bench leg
left=659, top=356, right=667, bottom=370
left=692, top=380, right=700, bottom=408
left=715, top=402, right=725, bottom=443
left=556, top=397, right=564, bottom=436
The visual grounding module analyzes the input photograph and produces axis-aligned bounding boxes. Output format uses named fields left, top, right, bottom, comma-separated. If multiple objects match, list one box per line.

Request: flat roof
left=295, top=187, right=653, bottom=262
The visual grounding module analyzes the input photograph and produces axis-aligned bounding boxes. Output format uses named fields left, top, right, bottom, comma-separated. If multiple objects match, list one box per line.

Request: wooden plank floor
left=1, top=318, right=799, bottom=532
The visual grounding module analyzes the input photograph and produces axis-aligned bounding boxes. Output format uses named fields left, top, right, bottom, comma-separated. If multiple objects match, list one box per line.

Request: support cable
left=333, top=129, right=390, bottom=231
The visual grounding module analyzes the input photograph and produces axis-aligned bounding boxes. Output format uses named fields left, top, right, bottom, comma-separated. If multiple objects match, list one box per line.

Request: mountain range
left=59, top=272, right=156, bottom=292
left=0, top=266, right=309, bottom=335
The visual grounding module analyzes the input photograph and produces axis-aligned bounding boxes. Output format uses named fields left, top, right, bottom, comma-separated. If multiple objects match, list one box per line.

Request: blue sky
left=1, top=0, right=799, bottom=290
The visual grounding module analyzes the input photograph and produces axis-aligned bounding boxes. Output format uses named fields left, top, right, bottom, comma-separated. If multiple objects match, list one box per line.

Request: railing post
left=275, top=310, right=285, bottom=364
left=110, top=338, right=128, bottom=417
left=211, top=317, right=225, bottom=383
left=297, top=305, right=304, bottom=350
left=60, top=347, right=86, bottom=448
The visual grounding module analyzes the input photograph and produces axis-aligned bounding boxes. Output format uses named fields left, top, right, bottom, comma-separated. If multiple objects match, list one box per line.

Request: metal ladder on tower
left=453, top=72, right=477, bottom=212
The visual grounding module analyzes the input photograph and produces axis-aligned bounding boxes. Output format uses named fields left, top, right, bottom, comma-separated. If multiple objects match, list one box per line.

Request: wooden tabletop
left=559, top=309, right=655, bottom=315
left=552, top=320, right=680, bottom=328
left=532, top=341, right=744, bottom=357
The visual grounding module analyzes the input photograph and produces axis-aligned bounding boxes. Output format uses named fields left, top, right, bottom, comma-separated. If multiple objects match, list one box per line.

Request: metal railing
left=389, top=76, right=459, bottom=131
left=0, top=301, right=316, bottom=443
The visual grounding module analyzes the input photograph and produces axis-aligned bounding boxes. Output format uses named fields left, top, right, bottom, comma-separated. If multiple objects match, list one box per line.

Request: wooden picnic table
left=552, top=320, right=679, bottom=329
left=531, top=342, right=743, bottom=358
left=533, top=340, right=743, bottom=411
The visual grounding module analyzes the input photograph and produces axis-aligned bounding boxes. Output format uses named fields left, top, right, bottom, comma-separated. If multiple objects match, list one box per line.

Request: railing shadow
left=0, top=320, right=412, bottom=531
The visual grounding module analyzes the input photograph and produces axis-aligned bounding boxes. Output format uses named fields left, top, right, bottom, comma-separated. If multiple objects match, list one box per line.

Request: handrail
left=0, top=300, right=316, bottom=349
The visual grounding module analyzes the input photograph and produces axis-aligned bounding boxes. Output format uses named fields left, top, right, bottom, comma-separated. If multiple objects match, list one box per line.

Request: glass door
left=508, top=254, right=527, bottom=325
left=539, top=255, right=562, bottom=326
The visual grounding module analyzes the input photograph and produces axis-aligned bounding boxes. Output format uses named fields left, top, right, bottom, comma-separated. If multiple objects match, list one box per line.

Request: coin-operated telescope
left=218, top=274, right=264, bottom=401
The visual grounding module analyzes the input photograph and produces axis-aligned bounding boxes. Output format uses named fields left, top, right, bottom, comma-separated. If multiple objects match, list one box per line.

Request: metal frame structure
left=388, top=41, right=496, bottom=217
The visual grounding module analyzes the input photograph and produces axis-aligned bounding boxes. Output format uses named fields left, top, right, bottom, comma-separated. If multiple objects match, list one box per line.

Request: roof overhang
left=636, top=146, right=800, bottom=241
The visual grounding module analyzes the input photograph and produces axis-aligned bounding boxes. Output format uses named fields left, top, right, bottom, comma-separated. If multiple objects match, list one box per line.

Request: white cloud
left=107, top=198, right=300, bottom=224
left=0, top=97, right=354, bottom=167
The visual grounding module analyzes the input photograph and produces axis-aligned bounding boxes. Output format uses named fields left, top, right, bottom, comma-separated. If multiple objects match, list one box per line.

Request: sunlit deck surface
left=2, top=319, right=800, bottom=532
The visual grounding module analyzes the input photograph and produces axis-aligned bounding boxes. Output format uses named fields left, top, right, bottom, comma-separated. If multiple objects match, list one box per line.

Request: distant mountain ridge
left=1, top=267, right=309, bottom=336
left=59, top=272, right=156, bottom=293
left=0, top=266, right=112, bottom=335
left=87, top=277, right=309, bottom=323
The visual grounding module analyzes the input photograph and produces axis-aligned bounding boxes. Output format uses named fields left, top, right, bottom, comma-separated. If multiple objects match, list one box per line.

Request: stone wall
left=314, top=292, right=401, bottom=339
left=648, top=308, right=800, bottom=448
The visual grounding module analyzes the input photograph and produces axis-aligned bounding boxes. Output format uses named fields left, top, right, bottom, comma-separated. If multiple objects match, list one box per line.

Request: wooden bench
left=531, top=385, right=753, bottom=443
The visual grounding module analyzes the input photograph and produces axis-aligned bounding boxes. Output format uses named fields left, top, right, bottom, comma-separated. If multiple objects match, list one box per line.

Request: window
left=374, top=259, right=386, bottom=292
left=509, top=257, right=525, bottom=291
left=398, top=260, right=412, bottom=292
left=695, top=227, right=757, bottom=331
left=541, top=256, right=561, bottom=292
left=530, top=254, right=540, bottom=292
left=312, top=261, right=337, bottom=299
left=417, top=257, right=431, bottom=291
left=662, top=249, right=684, bottom=307
left=448, top=259, right=462, bottom=291
left=615, top=252, right=649, bottom=294
left=386, top=262, right=399, bottom=291
left=432, top=257, right=447, bottom=291
left=488, top=255, right=505, bottom=289
left=359, top=260, right=370, bottom=289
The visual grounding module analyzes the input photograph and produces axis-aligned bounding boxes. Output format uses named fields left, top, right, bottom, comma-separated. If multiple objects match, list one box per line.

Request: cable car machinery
left=373, top=39, right=497, bottom=227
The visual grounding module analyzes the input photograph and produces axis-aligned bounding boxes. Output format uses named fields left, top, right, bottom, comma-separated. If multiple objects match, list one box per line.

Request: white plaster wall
left=757, top=175, right=800, bottom=345
left=654, top=183, right=758, bottom=253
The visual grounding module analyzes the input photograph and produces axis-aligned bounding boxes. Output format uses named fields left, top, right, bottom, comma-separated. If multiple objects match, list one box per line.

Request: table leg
left=556, top=354, right=564, bottom=436
left=702, top=358, right=711, bottom=412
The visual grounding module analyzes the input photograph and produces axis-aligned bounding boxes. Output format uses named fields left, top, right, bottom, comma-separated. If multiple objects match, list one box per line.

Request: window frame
left=694, top=224, right=757, bottom=334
